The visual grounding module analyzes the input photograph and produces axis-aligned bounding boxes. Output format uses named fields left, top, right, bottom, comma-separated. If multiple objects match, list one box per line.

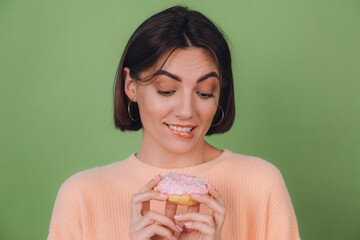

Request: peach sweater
left=48, top=149, right=300, bottom=239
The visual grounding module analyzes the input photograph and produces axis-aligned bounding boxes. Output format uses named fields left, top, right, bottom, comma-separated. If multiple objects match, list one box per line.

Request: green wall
left=1, top=0, right=359, bottom=239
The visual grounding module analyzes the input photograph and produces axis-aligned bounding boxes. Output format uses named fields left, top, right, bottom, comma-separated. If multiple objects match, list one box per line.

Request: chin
left=162, top=140, right=202, bottom=155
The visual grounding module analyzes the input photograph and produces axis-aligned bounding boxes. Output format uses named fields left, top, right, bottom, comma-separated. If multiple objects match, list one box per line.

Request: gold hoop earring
left=211, top=105, right=224, bottom=127
left=127, top=101, right=139, bottom=122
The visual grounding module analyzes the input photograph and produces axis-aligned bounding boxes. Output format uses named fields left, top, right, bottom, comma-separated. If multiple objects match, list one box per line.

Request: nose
left=175, top=92, right=194, bottom=120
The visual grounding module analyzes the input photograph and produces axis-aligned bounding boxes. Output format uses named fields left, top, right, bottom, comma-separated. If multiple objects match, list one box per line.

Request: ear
left=123, top=67, right=137, bottom=102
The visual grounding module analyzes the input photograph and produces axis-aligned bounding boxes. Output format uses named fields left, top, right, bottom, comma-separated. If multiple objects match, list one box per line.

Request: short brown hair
left=113, top=6, right=235, bottom=135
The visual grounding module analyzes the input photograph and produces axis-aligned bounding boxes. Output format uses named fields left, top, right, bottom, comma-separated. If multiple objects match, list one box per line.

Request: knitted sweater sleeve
left=266, top=167, right=301, bottom=240
left=47, top=174, right=83, bottom=240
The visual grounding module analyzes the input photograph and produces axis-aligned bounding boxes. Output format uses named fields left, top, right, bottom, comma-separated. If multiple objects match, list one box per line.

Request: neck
left=136, top=139, right=219, bottom=169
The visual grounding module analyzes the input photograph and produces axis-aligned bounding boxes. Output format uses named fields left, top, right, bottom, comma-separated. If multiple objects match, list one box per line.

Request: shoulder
left=223, top=150, right=281, bottom=175
left=57, top=155, right=134, bottom=195
left=218, top=150, right=286, bottom=190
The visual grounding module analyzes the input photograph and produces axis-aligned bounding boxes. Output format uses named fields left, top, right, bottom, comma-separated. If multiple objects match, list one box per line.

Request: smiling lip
left=165, top=123, right=197, bottom=139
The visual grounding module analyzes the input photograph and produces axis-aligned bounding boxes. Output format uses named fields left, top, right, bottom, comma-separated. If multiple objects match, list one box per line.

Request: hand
left=129, top=175, right=182, bottom=240
left=174, top=183, right=226, bottom=240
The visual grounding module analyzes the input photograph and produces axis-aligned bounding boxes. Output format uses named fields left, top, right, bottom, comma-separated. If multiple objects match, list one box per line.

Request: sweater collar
left=122, top=149, right=232, bottom=180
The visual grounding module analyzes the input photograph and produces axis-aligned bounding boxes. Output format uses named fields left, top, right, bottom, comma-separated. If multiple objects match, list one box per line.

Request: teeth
left=168, top=125, right=193, bottom=133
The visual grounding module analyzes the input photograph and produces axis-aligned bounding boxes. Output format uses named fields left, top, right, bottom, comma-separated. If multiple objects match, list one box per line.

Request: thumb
left=165, top=201, right=178, bottom=219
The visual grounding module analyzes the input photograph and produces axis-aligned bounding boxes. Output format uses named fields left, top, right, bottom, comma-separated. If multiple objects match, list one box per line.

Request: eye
left=157, top=90, right=175, bottom=96
left=198, top=92, right=214, bottom=99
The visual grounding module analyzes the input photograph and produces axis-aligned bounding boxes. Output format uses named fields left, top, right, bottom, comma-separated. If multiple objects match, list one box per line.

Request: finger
left=165, top=201, right=178, bottom=219
left=139, top=175, right=162, bottom=193
left=190, top=193, right=225, bottom=217
left=207, top=183, right=225, bottom=205
left=184, top=221, right=215, bottom=236
left=174, top=212, right=215, bottom=227
left=131, top=175, right=162, bottom=221
left=141, top=191, right=168, bottom=216
left=131, top=190, right=168, bottom=220
left=133, top=223, right=176, bottom=240
left=131, top=210, right=182, bottom=233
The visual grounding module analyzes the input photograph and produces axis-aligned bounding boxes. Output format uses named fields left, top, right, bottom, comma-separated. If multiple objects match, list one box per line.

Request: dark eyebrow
left=153, top=70, right=219, bottom=83
left=197, top=72, right=219, bottom=83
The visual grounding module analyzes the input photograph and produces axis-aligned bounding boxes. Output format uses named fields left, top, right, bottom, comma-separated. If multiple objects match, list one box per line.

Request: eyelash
left=157, top=90, right=175, bottom=96
left=157, top=90, right=214, bottom=99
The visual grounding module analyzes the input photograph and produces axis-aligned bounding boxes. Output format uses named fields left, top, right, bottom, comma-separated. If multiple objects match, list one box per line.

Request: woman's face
left=125, top=47, right=220, bottom=154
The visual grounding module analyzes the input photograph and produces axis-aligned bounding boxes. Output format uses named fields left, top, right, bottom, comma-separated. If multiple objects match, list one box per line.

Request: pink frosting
left=157, top=172, right=209, bottom=195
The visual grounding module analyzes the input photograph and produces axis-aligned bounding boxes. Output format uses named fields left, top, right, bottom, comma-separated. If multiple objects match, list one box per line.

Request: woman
left=48, top=6, right=300, bottom=240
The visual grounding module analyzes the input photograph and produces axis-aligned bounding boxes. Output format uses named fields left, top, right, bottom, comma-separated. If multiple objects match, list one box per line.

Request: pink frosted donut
left=157, top=172, right=209, bottom=206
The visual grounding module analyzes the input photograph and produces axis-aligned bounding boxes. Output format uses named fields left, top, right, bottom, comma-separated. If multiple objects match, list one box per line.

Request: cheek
left=196, top=101, right=218, bottom=121
left=137, top=94, right=170, bottom=119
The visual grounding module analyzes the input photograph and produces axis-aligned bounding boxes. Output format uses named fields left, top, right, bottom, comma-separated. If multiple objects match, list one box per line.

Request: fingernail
left=191, top=193, right=201, bottom=199
left=174, top=214, right=183, bottom=220
left=153, top=175, right=160, bottom=181
left=159, top=193, right=168, bottom=199
left=176, top=224, right=183, bottom=231
left=184, top=221, right=193, bottom=227
left=208, top=183, right=215, bottom=190
left=172, top=236, right=178, bottom=240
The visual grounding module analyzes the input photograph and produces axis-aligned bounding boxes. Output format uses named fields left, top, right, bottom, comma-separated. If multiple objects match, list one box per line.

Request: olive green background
left=1, top=0, right=359, bottom=239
